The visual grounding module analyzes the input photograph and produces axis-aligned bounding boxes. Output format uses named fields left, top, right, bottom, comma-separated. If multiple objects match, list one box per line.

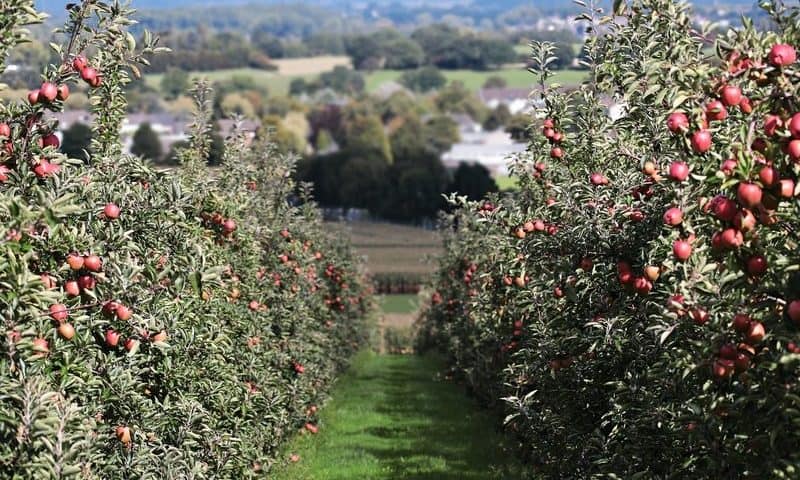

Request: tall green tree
left=130, top=122, right=163, bottom=162
left=60, top=122, right=92, bottom=162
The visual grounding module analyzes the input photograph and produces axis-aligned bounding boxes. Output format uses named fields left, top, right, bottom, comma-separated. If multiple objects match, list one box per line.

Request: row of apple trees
left=419, top=0, right=800, bottom=477
left=0, top=2, right=371, bottom=478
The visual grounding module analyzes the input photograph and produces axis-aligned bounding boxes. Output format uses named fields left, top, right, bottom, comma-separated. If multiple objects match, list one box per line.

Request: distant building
left=442, top=128, right=527, bottom=176
left=478, top=88, right=534, bottom=114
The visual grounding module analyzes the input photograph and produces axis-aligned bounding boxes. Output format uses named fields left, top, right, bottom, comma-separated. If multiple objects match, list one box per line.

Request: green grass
left=380, top=294, right=419, bottom=314
left=273, top=352, right=524, bottom=480
left=144, top=64, right=587, bottom=99
left=366, top=68, right=587, bottom=92
left=495, top=175, right=519, bottom=190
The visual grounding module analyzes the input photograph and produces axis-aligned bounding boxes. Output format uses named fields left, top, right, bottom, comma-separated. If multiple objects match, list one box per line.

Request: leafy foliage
left=0, top=2, right=370, bottom=478
left=419, top=0, right=800, bottom=477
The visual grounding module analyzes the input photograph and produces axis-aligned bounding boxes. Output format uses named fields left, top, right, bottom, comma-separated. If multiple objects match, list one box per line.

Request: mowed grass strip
left=327, top=222, right=441, bottom=276
left=273, top=352, right=524, bottom=480
left=380, top=294, right=420, bottom=314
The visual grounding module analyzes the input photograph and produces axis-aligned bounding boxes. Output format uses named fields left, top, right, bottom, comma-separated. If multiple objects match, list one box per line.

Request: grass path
left=274, top=352, right=524, bottom=479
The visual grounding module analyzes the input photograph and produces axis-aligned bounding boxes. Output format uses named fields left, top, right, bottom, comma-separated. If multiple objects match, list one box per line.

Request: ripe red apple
left=115, top=426, right=131, bottom=445
left=691, top=130, right=713, bottom=153
left=58, top=322, right=75, bottom=340
left=115, top=305, right=132, bottom=321
left=533, top=220, right=545, bottom=231
left=543, top=127, right=555, bottom=138
left=733, top=314, right=752, bottom=333
left=669, top=161, right=690, bottom=182
left=739, top=97, right=752, bottom=113
left=72, top=56, right=88, bottom=71
left=710, top=196, right=737, bottom=223
left=787, top=139, right=800, bottom=160
left=0, top=123, right=9, bottom=138
left=787, top=300, right=800, bottom=325
left=294, top=362, right=305, bottom=374
left=554, top=286, right=564, bottom=298
left=690, top=307, right=709, bottom=325
left=102, top=301, right=120, bottom=316
left=83, top=255, right=102, bottom=272
left=222, top=219, right=237, bottom=233
left=65, top=280, right=80, bottom=297
left=719, top=228, right=743, bottom=249
left=768, top=43, right=797, bottom=67
left=746, top=255, right=768, bottom=275
left=764, top=114, right=782, bottom=136
left=737, top=182, right=762, bottom=208
left=720, top=85, right=742, bottom=107
left=124, top=338, right=139, bottom=352
left=39, top=82, right=58, bottom=103
left=304, top=423, right=318, bottom=434
left=713, top=359, right=734, bottom=379
left=734, top=352, right=750, bottom=372
left=720, top=158, right=737, bottom=176
left=78, top=274, right=96, bottom=290
left=0, top=165, right=9, bottom=183
left=49, top=303, right=68, bottom=322
left=67, top=254, right=84, bottom=270
left=104, top=203, right=120, bottom=219
left=720, top=343, right=738, bottom=360
left=80, top=67, right=97, bottom=84
left=746, top=321, right=765, bottom=344
left=57, top=84, right=69, bottom=101
left=733, top=209, right=756, bottom=233
left=705, top=101, right=727, bottom=122
left=663, top=207, right=683, bottom=226
left=790, top=113, right=800, bottom=138
left=644, top=265, right=660, bottom=281
left=667, top=111, right=689, bottom=133
left=543, top=118, right=554, bottom=129
left=42, top=133, right=59, bottom=148
left=152, top=330, right=168, bottom=343
left=32, top=337, right=49, bottom=354
left=105, top=329, right=120, bottom=347
left=27, top=90, right=39, bottom=105
left=673, top=240, right=692, bottom=261
left=550, top=147, right=563, bottom=159
left=590, top=172, right=607, bottom=186
left=633, top=276, right=652, bottom=295
left=40, top=274, right=56, bottom=290
left=759, top=166, right=780, bottom=188
left=778, top=178, right=795, bottom=198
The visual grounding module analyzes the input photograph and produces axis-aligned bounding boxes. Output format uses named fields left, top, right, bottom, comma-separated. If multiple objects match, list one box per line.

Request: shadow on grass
left=302, top=353, right=524, bottom=480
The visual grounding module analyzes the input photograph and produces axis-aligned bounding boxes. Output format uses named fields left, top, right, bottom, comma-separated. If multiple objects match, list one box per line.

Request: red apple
left=32, top=337, right=49, bottom=354
left=759, top=166, right=780, bottom=188
left=57, top=84, right=69, bottom=101
left=27, top=90, right=39, bottom=105
left=739, top=97, right=752, bottom=113
left=669, top=161, right=690, bottom=182
left=691, top=130, right=712, bottom=153
left=733, top=209, right=756, bottom=232
left=667, top=111, right=689, bottom=133
left=768, top=43, right=797, bottom=67
left=710, top=195, right=737, bottom=223
left=77, top=275, right=96, bottom=290
left=80, top=67, right=97, bottom=84
left=663, top=207, right=683, bottom=226
left=115, top=305, right=132, bottom=321
left=737, top=182, right=762, bottom=208
left=764, top=114, right=782, bottom=136
left=790, top=112, right=800, bottom=138
left=778, top=178, right=795, bottom=198
left=746, top=255, right=768, bottom=275
left=104, top=203, right=120, bottom=219
left=49, top=303, right=68, bottom=322
left=690, top=307, right=709, bottom=325
left=0, top=123, right=9, bottom=138
left=734, top=352, right=750, bottom=372
left=58, top=322, right=75, bottom=340
left=673, top=240, right=692, bottom=261
left=720, top=343, right=738, bottom=360
left=705, top=101, right=727, bottom=122
left=719, top=228, right=743, bottom=249
left=720, top=158, right=737, bottom=175
left=733, top=314, right=752, bottom=333
left=84, top=255, right=102, bottom=272
left=788, top=139, right=800, bottom=160
left=115, top=426, right=131, bottom=444
left=72, top=56, right=88, bottom=71
left=67, top=254, right=84, bottom=270
left=39, top=82, right=58, bottom=103
left=746, top=321, right=765, bottom=343
left=105, top=329, right=120, bottom=347
left=550, top=147, right=563, bottom=159
left=720, top=85, right=742, bottom=107
left=787, top=300, right=800, bottom=325
left=65, top=280, right=80, bottom=297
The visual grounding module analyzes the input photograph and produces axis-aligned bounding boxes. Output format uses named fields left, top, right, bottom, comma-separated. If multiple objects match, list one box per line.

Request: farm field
left=327, top=221, right=441, bottom=276
left=273, top=352, right=524, bottom=480
left=379, top=294, right=419, bottom=314
left=142, top=61, right=587, bottom=97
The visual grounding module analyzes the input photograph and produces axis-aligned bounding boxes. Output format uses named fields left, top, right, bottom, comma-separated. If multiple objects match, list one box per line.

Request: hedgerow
left=0, top=2, right=370, bottom=478
left=419, top=0, right=800, bottom=477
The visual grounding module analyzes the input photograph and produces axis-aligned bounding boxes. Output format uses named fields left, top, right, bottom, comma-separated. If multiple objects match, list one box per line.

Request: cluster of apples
left=201, top=211, right=237, bottom=237
left=71, top=55, right=102, bottom=89
left=542, top=118, right=565, bottom=159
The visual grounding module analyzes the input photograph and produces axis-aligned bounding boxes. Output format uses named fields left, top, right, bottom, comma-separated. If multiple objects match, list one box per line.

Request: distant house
left=216, top=118, right=260, bottom=145
left=478, top=88, right=534, bottom=114
left=442, top=129, right=528, bottom=176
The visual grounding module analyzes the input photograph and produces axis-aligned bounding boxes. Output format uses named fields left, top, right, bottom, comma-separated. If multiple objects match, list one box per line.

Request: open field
left=142, top=60, right=587, bottom=98
left=328, top=221, right=441, bottom=276
left=365, top=67, right=587, bottom=92
left=380, top=294, right=420, bottom=314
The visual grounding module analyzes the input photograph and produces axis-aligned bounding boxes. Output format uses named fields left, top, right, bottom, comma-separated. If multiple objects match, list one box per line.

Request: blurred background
left=12, top=0, right=759, bottom=309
